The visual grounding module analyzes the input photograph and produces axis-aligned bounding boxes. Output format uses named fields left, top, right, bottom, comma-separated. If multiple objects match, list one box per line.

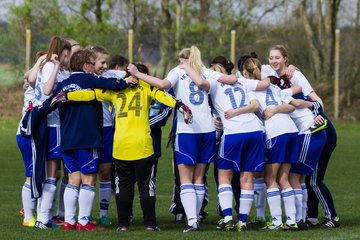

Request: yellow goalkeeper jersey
left=67, top=80, right=176, bottom=160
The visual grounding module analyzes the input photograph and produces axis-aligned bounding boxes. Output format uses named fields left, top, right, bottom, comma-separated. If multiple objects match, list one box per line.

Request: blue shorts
left=291, top=130, right=327, bottom=175
left=175, top=131, right=216, bottom=165
left=48, top=127, right=62, bottom=160
left=265, top=132, right=299, bottom=164
left=218, top=131, right=265, bottom=172
left=62, top=149, right=99, bottom=174
left=16, top=135, right=33, bottom=177
left=99, top=126, right=114, bottom=164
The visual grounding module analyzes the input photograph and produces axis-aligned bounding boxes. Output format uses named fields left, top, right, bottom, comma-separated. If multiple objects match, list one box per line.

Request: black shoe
left=216, top=219, right=234, bottom=231
left=183, top=222, right=199, bottom=232
left=321, top=217, right=340, bottom=228
left=146, top=225, right=160, bottom=231
left=175, top=213, right=185, bottom=224
left=296, top=220, right=309, bottom=230
left=198, top=211, right=208, bottom=223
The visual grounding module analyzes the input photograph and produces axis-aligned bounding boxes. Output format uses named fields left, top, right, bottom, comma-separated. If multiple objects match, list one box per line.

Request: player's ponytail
left=243, top=58, right=262, bottom=80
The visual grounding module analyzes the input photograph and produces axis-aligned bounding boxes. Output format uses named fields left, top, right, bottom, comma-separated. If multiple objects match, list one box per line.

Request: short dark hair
left=125, top=63, right=149, bottom=78
left=210, top=56, right=234, bottom=75
left=70, top=49, right=96, bottom=72
left=109, top=55, right=129, bottom=69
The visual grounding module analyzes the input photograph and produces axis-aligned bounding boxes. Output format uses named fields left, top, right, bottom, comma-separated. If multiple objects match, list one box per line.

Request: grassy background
left=1, top=119, right=360, bottom=240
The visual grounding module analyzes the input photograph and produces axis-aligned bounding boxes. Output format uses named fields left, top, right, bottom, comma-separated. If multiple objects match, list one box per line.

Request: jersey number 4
left=117, top=92, right=142, bottom=117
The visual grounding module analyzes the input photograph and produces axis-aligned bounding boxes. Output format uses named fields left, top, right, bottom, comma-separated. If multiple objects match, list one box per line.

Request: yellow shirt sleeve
left=151, top=88, right=176, bottom=108
left=66, top=89, right=96, bottom=101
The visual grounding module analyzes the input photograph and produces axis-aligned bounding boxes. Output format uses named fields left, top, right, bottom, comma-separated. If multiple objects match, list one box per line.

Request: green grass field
left=1, top=118, right=360, bottom=240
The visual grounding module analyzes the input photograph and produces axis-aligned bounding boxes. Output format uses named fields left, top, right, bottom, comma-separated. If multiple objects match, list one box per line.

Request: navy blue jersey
left=51, top=72, right=128, bottom=151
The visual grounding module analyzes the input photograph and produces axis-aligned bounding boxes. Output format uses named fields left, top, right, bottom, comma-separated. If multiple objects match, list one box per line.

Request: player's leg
left=134, top=155, right=159, bottom=230
left=114, top=159, right=135, bottom=230
left=278, top=163, right=297, bottom=230
left=17, top=135, right=37, bottom=227
left=216, top=169, right=234, bottom=231
left=252, top=172, right=267, bottom=223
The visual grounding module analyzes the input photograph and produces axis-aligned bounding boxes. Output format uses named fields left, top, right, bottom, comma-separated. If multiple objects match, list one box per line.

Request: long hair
left=243, top=58, right=262, bottom=80
left=40, top=36, right=71, bottom=70
left=179, top=46, right=204, bottom=76
left=210, top=56, right=234, bottom=75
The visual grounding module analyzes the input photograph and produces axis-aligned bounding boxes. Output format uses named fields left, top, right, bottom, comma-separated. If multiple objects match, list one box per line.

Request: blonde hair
left=179, top=46, right=204, bottom=76
left=210, top=63, right=227, bottom=74
left=243, top=58, right=262, bottom=80
left=269, top=44, right=289, bottom=65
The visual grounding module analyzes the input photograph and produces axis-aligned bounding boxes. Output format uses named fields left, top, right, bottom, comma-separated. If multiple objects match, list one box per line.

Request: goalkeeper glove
left=311, top=101, right=323, bottom=116
left=175, top=99, right=193, bottom=124
left=51, top=91, right=69, bottom=107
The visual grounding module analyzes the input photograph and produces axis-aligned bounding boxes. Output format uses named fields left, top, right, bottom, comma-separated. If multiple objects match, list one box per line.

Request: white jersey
left=166, top=67, right=222, bottom=134
left=261, top=65, right=314, bottom=97
left=253, top=84, right=298, bottom=140
left=208, top=77, right=264, bottom=135
left=282, top=94, right=314, bottom=134
left=99, top=70, right=126, bottom=127
left=17, top=82, right=35, bottom=135
left=34, top=61, right=70, bottom=127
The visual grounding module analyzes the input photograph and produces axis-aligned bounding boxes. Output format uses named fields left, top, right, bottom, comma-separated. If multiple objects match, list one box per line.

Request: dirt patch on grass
left=0, top=83, right=23, bottom=119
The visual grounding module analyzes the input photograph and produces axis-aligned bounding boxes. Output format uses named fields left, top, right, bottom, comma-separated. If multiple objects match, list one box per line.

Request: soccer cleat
left=88, top=215, right=97, bottom=225
left=63, top=222, right=76, bottom=230
left=174, top=213, right=185, bottom=224
left=234, top=223, right=247, bottom=232
left=116, top=225, right=129, bottom=231
left=248, top=216, right=266, bottom=225
left=296, top=220, right=309, bottom=230
left=22, top=217, right=36, bottom=227
left=52, top=215, right=64, bottom=226
left=321, top=217, right=340, bottom=228
left=306, top=218, right=320, bottom=227
left=76, top=221, right=104, bottom=231
left=34, top=220, right=59, bottom=229
left=216, top=219, right=234, bottom=231
left=183, top=222, right=199, bottom=232
left=284, top=223, right=299, bottom=231
left=145, top=225, right=160, bottom=231
left=262, top=222, right=284, bottom=231
left=99, top=216, right=111, bottom=225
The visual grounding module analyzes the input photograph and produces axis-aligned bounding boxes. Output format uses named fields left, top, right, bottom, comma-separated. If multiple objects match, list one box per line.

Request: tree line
left=0, top=0, right=359, bottom=120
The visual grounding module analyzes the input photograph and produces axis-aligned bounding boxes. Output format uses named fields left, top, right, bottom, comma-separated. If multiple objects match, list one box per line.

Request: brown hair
left=40, top=36, right=71, bottom=70
left=69, top=49, right=96, bottom=72
left=210, top=56, right=234, bottom=75
left=269, top=45, right=289, bottom=65
left=91, top=46, right=109, bottom=56
left=243, top=58, right=262, bottom=80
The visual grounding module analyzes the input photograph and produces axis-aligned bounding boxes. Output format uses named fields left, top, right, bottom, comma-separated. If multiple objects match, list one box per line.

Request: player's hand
left=175, top=99, right=193, bottom=124
left=51, top=91, right=69, bottom=107
left=126, top=76, right=138, bottom=87
left=311, top=101, right=323, bottom=116
left=224, top=109, right=237, bottom=120
left=263, top=107, right=277, bottom=120
left=127, top=63, right=139, bottom=77
left=314, top=115, right=325, bottom=125
left=50, top=54, right=60, bottom=65
left=214, top=117, right=223, bottom=130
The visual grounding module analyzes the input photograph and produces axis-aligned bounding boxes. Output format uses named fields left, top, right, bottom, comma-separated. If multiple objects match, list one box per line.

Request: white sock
left=99, top=181, right=112, bottom=217
left=22, top=182, right=36, bottom=221
left=281, top=187, right=296, bottom=225
left=294, top=188, right=303, bottom=222
left=194, top=184, right=205, bottom=216
left=218, top=184, right=233, bottom=222
left=64, top=184, right=79, bottom=225
left=78, top=184, right=95, bottom=226
left=267, top=188, right=282, bottom=226
left=238, top=189, right=254, bottom=225
left=56, top=177, right=67, bottom=217
left=180, top=183, right=197, bottom=226
left=37, top=178, right=57, bottom=224
left=301, top=183, right=308, bottom=220
left=253, top=178, right=266, bottom=220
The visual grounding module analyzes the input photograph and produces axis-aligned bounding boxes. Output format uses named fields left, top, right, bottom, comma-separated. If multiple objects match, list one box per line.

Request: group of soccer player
left=16, top=35, right=339, bottom=233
